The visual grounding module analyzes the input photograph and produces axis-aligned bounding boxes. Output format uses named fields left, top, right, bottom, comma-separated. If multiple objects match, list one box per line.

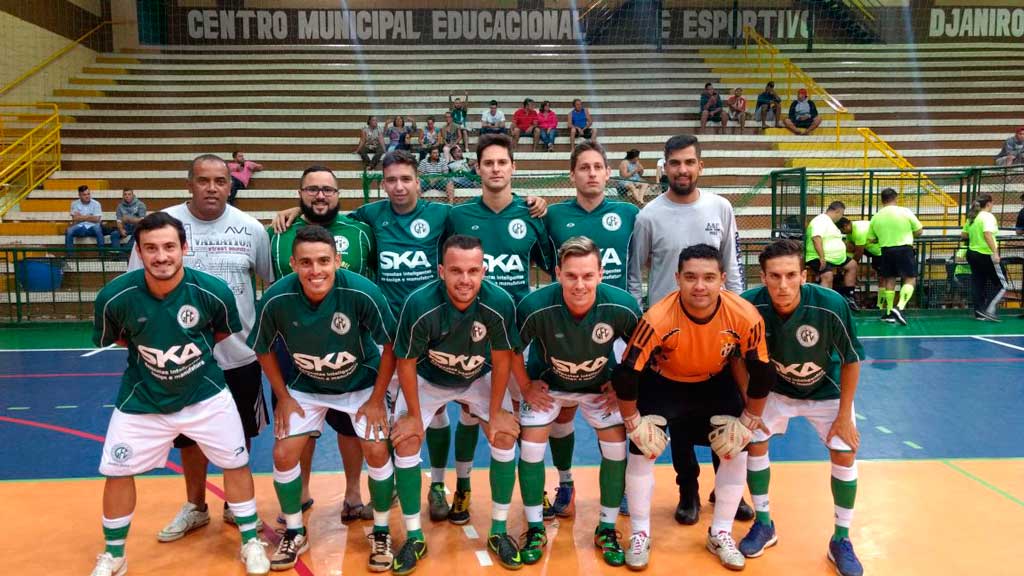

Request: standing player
left=129, top=155, right=273, bottom=540
left=90, top=212, right=269, bottom=576
left=867, top=187, right=923, bottom=325
left=391, top=235, right=523, bottom=572
left=613, top=244, right=772, bottom=571
left=737, top=239, right=864, bottom=576
left=248, top=226, right=400, bottom=571
left=513, top=236, right=640, bottom=566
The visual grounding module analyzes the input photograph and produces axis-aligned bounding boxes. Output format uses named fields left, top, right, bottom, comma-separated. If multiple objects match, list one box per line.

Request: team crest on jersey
left=796, top=325, right=819, bottom=347
left=177, top=305, right=199, bottom=329
left=110, top=443, right=133, bottom=464
left=592, top=322, right=614, bottom=344
left=410, top=218, right=430, bottom=239
left=566, top=222, right=576, bottom=229
left=471, top=321, right=487, bottom=342
left=602, top=213, right=622, bottom=231
left=331, top=313, right=351, bottom=335
left=336, top=236, right=350, bottom=253
left=718, top=329, right=741, bottom=358
left=508, top=219, right=527, bottom=240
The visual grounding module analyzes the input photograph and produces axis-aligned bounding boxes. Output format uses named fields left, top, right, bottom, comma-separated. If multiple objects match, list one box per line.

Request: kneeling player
left=513, top=236, right=640, bottom=565
left=90, top=213, right=269, bottom=576
left=248, top=226, right=399, bottom=572
left=738, top=239, right=864, bottom=576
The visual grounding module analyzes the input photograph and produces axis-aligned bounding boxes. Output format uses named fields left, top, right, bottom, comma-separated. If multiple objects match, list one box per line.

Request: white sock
left=626, top=452, right=655, bottom=535
left=747, top=453, right=771, bottom=515
left=711, top=453, right=747, bottom=535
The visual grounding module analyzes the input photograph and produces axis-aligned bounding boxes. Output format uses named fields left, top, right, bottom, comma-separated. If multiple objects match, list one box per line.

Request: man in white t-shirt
left=480, top=99, right=508, bottom=135
left=128, top=154, right=273, bottom=540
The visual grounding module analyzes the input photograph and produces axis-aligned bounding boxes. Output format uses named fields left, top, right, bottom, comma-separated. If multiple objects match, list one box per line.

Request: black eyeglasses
left=301, top=186, right=339, bottom=196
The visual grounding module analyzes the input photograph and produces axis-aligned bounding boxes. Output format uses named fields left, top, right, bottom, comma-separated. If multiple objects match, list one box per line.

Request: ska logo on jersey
left=796, top=325, right=819, bottom=347
left=293, top=351, right=358, bottom=378
left=602, top=213, right=622, bottom=231
left=508, top=218, right=527, bottom=240
left=331, top=312, right=351, bottom=335
left=410, top=218, right=430, bottom=239
left=335, top=236, right=350, bottom=254
left=428, top=350, right=486, bottom=375
left=551, top=356, right=608, bottom=381
left=592, top=322, right=614, bottom=344
left=718, top=329, right=741, bottom=358
left=177, top=305, right=200, bottom=329
left=471, top=321, right=488, bottom=342
left=773, top=359, right=825, bottom=386
left=110, top=443, right=133, bottom=464
left=380, top=250, right=430, bottom=269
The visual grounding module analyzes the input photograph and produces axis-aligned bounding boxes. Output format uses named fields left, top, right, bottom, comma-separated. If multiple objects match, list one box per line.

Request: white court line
left=860, top=334, right=1024, bottom=340
left=0, top=348, right=97, bottom=353
left=972, top=336, right=1024, bottom=353
left=81, top=344, right=117, bottom=357
left=463, top=525, right=479, bottom=539
left=475, top=550, right=492, bottom=567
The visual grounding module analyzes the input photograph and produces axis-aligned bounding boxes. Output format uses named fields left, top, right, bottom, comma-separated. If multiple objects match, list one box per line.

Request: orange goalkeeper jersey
left=622, top=289, right=768, bottom=383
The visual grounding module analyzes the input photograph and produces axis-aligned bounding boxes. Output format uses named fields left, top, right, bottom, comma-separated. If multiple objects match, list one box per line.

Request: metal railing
left=0, top=103, right=62, bottom=220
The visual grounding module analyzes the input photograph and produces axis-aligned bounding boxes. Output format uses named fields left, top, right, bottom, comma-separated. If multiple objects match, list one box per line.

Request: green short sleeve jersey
left=544, top=198, right=639, bottom=290
left=848, top=220, right=881, bottom=257
left=93, top=268, right=242, bottom=414
left=965, top=211, right=998, bottom=255
left=269, top=215, right=375, bottom=280
left=805, top=213, right=847, bottom=264
left=869, top=205, right=922, bottom=248
left=248, top=269, right=396, bottom=395
left=517, top=282, right=641, bottom=394
left=352, top=198, right=451, bottom=315
left=394, top=279, right=520, bottom=389
left=741, top=283, right=864, bottom=401
left=448, top=195, right=554, bottom=303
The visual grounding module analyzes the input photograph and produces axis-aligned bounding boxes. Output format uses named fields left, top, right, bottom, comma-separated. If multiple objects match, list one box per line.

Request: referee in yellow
left=867, top=188, right=923, bottom=325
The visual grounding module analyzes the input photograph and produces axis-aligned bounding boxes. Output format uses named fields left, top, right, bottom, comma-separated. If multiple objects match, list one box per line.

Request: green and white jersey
left=269, top=215, right=375, bottom=280
left=394, top=279, right=520, bottom=389
left=964, top=211, right=998, bottom=255
left=544, top=198, right=639, bottom=290
left=93, top=268, right=242, bottom=415
left=868, top=205, right=922, bottom=248
left=352, top=198, right=451, bottom=315
left=805, top=213, right=847, bottom=264
left=741, top=283, right=864, bottom=401
left=517, top=282, right=641, bottom=393
left=848, top=220, right=881, bottom=257
left=448, top=195, right=554, bottom=303
left=249, top=269, right=395, bottom=395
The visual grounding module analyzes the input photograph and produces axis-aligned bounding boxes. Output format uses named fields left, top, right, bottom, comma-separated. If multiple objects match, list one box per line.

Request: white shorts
left=520, top=389, right=623, bottom=430
left=283, top=387, right=378, bottom=441
left=394, top=373, right=512, bottom=431
left=99, top=389, right=249, bottom=477
left=752, top=391, right=855, bottom=452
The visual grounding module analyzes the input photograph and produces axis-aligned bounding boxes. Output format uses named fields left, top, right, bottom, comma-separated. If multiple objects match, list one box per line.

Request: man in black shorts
left=867, top=188, right=924, bottom=325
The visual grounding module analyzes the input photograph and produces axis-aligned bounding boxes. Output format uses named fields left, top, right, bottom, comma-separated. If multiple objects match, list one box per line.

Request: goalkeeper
left=612, top=244, right=772, bottom=572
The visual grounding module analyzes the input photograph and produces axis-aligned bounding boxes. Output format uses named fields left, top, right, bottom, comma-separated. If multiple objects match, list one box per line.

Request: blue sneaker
left=550, top=482, right=575, bottom=518
left=739, top=520, right=777, bottom=558
left=828, top=537, right=864, bottom=576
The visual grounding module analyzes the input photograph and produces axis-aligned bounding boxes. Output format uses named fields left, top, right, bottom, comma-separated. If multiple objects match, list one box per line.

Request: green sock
left=102, top=521, right=131, bottom=557
left=549, top=432, right=575, bottom=481
left=426, top=422, right=451, bottom=471
left=408, top=529, right=424, bottom=541
left=489, top=454, right=516, bottom=535
left=455, top=421, right=479, bottom=492
left=897, top=284, right=914, bottom=310
left=518, top=457, right=545, bottom=508
left=831, top=476, right=857, bottom=540
left=747, top=466, right=772, bottom=525
left=598, top=456, right=626, bottom=512
left=368, top=468, right=395, bottom=533
left=395, top=465, right=423, bottom=518
left=883, top=289, right=896, bottom=313
left=273, top=469, right=306, bottom=535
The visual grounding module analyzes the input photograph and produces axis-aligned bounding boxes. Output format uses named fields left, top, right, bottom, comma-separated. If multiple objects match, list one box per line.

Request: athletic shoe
left=223, top=502, right=236, bottom=526
left=550, top=481, right=576, bottom=518
left=157, top=502, right=210, bottom=542
left=619, top=493, right=630, bottom=516
left=448, top=489, right=471, bottom=525
left=710, top=490, right=755, bottom=522
left=276, top=498, right=315, bottom=525
left=367, top=531, right=393, bottom=573
left=428, top=482, right=450, bottom=521
left=890, top=307, right=907, bottom=326
left=519, top=525, right=548, bottom=564
left=542, top=491, right=555, bottom=520
left=674, top=493, right=700, bottom=525
left=706, top=530, right=745, bottom=571
left=739, top=520, right=778, bottom=558
left=976, top=310, right=1001, bottom=322
left=880, top=311, right=896, bottom=323
left=624, top=531, right=651, bottom=571
left=487, top=533, right=523, bottom=570
left=90, top=553, right=126, bottom=576
left=594, top=526, right=626, bottom=567
left=828, top=537, right=864, bottom=576
left=270, top=530, right=309, bottom=571
left=845, top=296, right=861, bottom=312
left=392, top=537, right=428, bottom=575
left=240, top=538, right=270, bottom=575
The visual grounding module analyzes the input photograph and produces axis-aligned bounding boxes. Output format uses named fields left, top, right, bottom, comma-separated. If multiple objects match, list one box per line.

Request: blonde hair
left=558, top=236, right=600, bottom=264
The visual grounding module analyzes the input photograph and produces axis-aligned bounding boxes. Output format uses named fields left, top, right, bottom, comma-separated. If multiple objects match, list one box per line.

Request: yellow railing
left=0, top=104, right=62, bottom=220
left=0, top=21, right=110, bottom=98
left=742, top=25, right=779, bottom=79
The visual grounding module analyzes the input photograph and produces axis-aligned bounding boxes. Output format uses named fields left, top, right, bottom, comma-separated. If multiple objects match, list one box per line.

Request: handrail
left=742, top=25, right=779, bottom=79
left=0, top=103, right=62, bottom=219
left=0, top=21, right=110, bottom=97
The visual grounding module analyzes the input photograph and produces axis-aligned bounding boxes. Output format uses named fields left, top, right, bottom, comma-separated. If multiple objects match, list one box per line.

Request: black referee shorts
left=878, top=245, right=918, bottom=278
left=174, top=360, right=269, bottom=449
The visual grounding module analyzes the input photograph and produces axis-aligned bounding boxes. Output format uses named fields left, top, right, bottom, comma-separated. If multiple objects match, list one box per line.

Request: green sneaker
left=448, top=489, right=471, bottom=525
left=487, top=533, right=523, bottom=570
left=391, top=537, right=427, bottom=575
left=594, top=526, right=625, bottom=567
left=519, top=526, right=547, bottom=565
left=428, top=483, right=450, bottom=522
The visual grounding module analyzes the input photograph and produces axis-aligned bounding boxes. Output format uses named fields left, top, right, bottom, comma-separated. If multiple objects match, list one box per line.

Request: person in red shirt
left=228, top=151, right=264, bottom=206
left=511, top=98, right=540, bottom=152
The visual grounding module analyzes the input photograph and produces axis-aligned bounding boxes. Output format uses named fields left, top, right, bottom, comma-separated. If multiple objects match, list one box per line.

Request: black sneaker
left=890, top=307, right=908, bottom=326
left=880, top=311, right=896, bottom=323
left=977, top=310, right=1002, bottom=322
left=367, top=531, right=393, bottom=573
left=392, top=537, right=427, bottom=575
left=448, top=489, right=471, bottom=525
left=675, top=493, right=700, bottom=525
left=487, top=533, right=523, bottom=570
left=270, top=529, right=309, bottom=571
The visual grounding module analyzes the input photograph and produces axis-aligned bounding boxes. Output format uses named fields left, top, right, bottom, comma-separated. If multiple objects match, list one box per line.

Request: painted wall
left=0, top=11, right=96, bottom=104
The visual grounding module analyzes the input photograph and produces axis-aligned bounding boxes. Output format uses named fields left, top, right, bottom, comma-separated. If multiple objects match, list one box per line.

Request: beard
left=668, top=177, right=697, bottom=197
left=299, top=198, right=339, bottom=225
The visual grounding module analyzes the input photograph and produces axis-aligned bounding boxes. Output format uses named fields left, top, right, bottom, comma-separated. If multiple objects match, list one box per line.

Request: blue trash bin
left=15, top=259, right=63, bottom=292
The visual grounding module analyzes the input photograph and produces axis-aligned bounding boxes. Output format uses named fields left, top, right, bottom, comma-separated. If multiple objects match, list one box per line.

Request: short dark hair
left=665, top=134, right=702, bottom=160
left=382, top=150, right=418, bottom=173
left=300, top=164, right=336, bottom=186
left=232, top=150, right=241, bottom=159
left=625, top=148, right=640, bottom=160
left=758, top=239, right=803, bottom=270
left=677, top=243, right=722, bottom=272
left=880, top=187, right=898, bottom=203
left=77, top=185, right=89, bottom=194
left=366, top=115, right=375, bottom=124
left=442, top=234, right=483, bottom=262
left=569, top=141, right=608, bottom=171
left=836, top=217, right=852, bottom=230
left=134, top=212, right=186, bottom=246
left=827, top=201, right=846, bottom=212
left=704, top=82, right=713, bottom=89
left=188, top=154, right=229, bottom=180
left=766, top=81, right=775, bottom=89
left=292, top=224, right=336, bottom=254
left=523, top=98, right=533, bottom=107
left=476, top=133, right=514, bottom=163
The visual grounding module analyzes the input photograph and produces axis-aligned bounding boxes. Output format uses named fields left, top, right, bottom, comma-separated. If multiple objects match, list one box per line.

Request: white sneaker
left=707, top=530, right=746, bottom=571
left=625, top=531, right=651, bottom=571
left=157, top=502, right=210, bottom=542
left=270, top=530, right=310, bottom=571
left=90, top=552, right=127, bottom=576
left=240, top=538, right=270, bottom=575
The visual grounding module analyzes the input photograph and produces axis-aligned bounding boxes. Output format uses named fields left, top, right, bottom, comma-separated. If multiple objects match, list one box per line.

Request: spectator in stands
left=656, top=157, right=668, bottom=192
left=356, top=115, right=385, bottom=170
left=726, top=87, right=748, bottom=132
left=385, top=115, right=416, bottom=152
left=418, top=147, right=449, bottom=195
left=618, top=148, right=650, bottom=205
left=995, top=126, right=1024, bottom=166
left=568, top=98, right=597, bottom=145
left=65, top=185, right=119, bottom=250
left=784, top=88, right=822, bottom=135
left=115, top=188, right=146, bottom=250
left=445, top=145, right=478, bottom=203
left=699, top=82, right=727, bottom=132
left=227, top=151, right=264, bottom=205
left=754, top=81, right=782, bottom=129
left=419, top=115, right=443, bottom=161
left=441, top=111, right=464, bottom=161
left=480, top=100, right=508, bottom=135
left=449, top=90, right=470, bottom=151
left=537, top=101, right=558, bottom=152
left=511, top=98, right=541, bottom=151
